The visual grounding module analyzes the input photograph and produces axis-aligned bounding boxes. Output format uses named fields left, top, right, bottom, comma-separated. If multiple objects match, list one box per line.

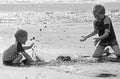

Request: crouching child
left=2, top=29, right=34, bottom=66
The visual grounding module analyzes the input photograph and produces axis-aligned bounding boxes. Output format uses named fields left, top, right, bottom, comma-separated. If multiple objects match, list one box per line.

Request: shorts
left=99, top=39, right=118, bottom=47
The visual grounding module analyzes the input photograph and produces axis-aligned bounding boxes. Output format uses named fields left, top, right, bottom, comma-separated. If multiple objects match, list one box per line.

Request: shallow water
left=0, top=2, right=120, bottom=12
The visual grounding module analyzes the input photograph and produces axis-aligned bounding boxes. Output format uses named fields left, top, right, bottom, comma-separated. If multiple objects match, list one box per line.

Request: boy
left=80, top=4, right=120, bottom=61
left=2, top=29, right=34, bottom=66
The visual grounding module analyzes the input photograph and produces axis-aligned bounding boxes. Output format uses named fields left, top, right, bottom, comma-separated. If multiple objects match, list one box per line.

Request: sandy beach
left=0, top=1, right=120, bottom=79
left=0, top=22, right=120, bottom=79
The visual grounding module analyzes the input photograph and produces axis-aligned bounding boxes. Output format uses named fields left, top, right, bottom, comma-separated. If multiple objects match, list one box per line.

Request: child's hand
left=80, top=36, right=87, bottom=42
left=30, top=43, right=34, bottom=48
left=93, top=37, right=100, bottom=46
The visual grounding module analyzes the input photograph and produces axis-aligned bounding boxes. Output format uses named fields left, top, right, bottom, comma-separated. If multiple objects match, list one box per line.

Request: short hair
left=93, top=4, right=106, bottom=14
left=15, top=29, right=28, bottom=41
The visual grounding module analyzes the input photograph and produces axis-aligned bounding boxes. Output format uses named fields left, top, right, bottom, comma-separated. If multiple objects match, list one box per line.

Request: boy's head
left=93, top=4, right=106, bottom=20
left=15, top=29, right=28, bottom=44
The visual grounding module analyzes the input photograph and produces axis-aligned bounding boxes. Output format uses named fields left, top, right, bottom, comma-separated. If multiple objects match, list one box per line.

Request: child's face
left=19, top=36, right=28, bottom=44
left=93, top=9, right=103, bottom=21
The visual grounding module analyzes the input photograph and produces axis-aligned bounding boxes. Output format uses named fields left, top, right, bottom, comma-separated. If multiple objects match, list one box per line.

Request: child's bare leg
left=103, top=47, right=110, bottom=56
left=93, top=45, right=105, bottom=58
left=112, top=45, right=120, bottom=58
left=21, top=52, right=34, bottom=62
left=12, top=54, right=23, bottom=64
left=103, top=47, right=109, bottom=53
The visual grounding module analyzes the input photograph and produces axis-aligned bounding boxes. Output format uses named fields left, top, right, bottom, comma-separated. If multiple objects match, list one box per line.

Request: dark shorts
left=99, top=39, right=118, bottom=47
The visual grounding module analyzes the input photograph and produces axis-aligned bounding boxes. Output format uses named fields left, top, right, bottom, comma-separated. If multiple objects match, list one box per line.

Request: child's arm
left=85, top=30, right=98, bottom=39
left=95, top=29, right=109, bottom=40
left=93, top=29, right=109, bottom=46
left=98, top=17, right=110, bottom=40
left=93, top=17, right=110, bottom=46
left=80, top=28, right=97, bottom=42
left=23, top=43, right=34, bottom=50
left=80, top=21, right=98, bottom=42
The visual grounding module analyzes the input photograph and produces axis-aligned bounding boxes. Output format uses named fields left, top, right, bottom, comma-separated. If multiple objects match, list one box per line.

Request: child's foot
left=103, top=48, right=111, bottom=57
left=22, top=59, right=32, bottom=66
left=106, top=52, right=111, bottom=57
left=13, top=63, right=24, bottom=67
left=108, top=58, right=120, bottom=62
left=19, top=63, right=27, bottom=67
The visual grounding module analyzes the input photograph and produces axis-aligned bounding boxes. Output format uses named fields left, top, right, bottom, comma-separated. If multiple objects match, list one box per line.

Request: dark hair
left=93, top=4, right=106, bottom=14
left=15, top=29, right=28, bottom=41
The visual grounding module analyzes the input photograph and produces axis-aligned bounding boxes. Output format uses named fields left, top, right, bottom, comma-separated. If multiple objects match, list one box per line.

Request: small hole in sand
left=96, top=73, right=117, bottom=78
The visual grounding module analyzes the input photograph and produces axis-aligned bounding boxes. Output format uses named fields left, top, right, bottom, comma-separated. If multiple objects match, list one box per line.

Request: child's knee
left=93, top=46, right=105, bottom=58
left=92, top=52, right=103, bottom=58
left=18, top=54, right=23, bottom=59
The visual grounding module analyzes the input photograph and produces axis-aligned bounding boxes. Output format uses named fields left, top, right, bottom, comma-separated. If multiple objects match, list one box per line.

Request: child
left=80, top=4, right=120, bottom=61
left=2, top=29, right=34, bottom=66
